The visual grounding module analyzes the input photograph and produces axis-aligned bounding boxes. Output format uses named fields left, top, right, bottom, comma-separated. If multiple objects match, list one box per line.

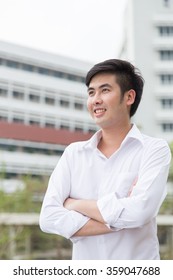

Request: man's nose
left=93, top=93, right=103, bottom=105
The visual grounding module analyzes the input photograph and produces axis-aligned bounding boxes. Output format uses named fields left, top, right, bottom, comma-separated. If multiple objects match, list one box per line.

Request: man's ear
left=126, top=89, right=136, bottom=105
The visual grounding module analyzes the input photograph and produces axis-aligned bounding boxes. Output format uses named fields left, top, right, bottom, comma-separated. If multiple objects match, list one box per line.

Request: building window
left=161, top=98, right=173, bottom=108
left=13, top=90, right=24, bottom=99
left=88, top=128, right=97, bottom=133
left=60, top=124, right=69, bottom=130
left=74, top=125, right=83, bottom=131
left=158, top=26, right=173, bottom=36
left=53, top=70, right=63, bottom=78
left=6, top=60, right=19, bottom=68
left=60, top=99, right=70, bottom=108
left=74, top=126, right=83, bottom=132
left=45, top=122, right=55, bottom=128
left=45, top=96, right=55, bottom=105
left=159, top=50, right=173, bottom=60
left=161, top=123, right=173, bottom=132
left=0, top=115, right=8, bottom=121
left=0, top=57, right=85, bottom=83
left=38, top=67, right=50, bottom=75
left=22, top=64, right=34, bottom=72
left=74, top=102, right=84, bottom=110
left=160, top=74, right=173, bottom=84
left=29, top=93, right=40, bottom=102
left=13, top=117, right=24, bottom=123
left=0, top=88, right=8, bottom=97
left=29, top=120, right=40, bottom=126
left=0, top=109, right=8, bottom=121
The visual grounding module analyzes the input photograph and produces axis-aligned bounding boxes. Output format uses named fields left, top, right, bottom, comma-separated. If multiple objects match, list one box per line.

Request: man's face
left=87, top=73, right=134, bottom=129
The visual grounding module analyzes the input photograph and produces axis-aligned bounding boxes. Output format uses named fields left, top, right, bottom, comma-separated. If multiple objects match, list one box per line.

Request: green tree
left=0, top=175, right=72, bottom=259
left=0, top=175, right=48, bottom=213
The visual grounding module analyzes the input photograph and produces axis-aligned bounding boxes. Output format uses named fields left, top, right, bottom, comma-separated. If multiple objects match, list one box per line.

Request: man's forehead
left=89, top=73, right=117, bottom=87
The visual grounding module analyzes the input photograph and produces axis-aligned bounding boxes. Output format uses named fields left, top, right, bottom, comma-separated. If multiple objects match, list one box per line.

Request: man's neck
left=97, top=122, right=132, bottom=158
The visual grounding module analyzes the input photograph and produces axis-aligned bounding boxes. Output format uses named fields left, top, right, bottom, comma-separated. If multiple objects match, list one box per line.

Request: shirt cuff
left=54, top=210, right=90, bottom=239
left=97, top=192, right=124, bottom=226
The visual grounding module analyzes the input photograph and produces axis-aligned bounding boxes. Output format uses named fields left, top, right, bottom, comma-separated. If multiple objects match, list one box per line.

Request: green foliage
left=159, top=196, right=173, bottom=215
left=0, top=175, right=72, bottom=260
left=0, top=224, right=72, bottom=260
left=0, top=175, right=48, bottom=213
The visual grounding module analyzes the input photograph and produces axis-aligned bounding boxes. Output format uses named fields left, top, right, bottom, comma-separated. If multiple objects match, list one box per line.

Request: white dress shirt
left=39, top=124, right=171, bottom=260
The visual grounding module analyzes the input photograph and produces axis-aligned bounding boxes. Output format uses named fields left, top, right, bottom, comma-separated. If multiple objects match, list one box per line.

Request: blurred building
left=0, top=40, right=96, bottom=183
left=121, top=0, right=173, bottom=142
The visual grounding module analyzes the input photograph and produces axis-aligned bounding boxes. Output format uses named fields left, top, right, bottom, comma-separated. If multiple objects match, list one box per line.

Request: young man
left=39, top=59, right=171, bottom=259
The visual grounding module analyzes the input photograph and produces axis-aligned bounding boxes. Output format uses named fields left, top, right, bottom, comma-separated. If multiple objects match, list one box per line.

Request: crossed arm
left=40, top=141, right=171, bottom=240
left=63, top=198, right=113, bottom=237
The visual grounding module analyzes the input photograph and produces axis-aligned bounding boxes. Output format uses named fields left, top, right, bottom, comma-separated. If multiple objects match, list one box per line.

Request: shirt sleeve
left=39, top=147, right=90, bottom=239
left=97, top=140, right=171, bottom=229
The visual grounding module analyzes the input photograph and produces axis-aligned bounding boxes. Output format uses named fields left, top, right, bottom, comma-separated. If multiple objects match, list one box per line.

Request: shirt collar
left=122, top=123, right=144, bottom=146
left=82, top=130, right=102, bottom=150
left=82, top=123, right=144, bottom=150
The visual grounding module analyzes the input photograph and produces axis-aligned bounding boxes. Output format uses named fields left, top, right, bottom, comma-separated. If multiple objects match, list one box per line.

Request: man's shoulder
left=65, top=139, right=90, bottom=153
left=140, top=133, right=171, bottom=164
left=142, top=133, right=168, bottom=147
left=142, top=133, right=170, bottom=157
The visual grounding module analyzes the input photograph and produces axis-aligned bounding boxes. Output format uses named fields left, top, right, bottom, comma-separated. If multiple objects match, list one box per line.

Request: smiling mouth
left=94, top=108, right=106, bottom=114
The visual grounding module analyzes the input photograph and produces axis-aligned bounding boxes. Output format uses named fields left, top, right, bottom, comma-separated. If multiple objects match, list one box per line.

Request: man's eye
left=102, top=88, right=109, bottom=93
left=88, top=91, right=94, bottom=96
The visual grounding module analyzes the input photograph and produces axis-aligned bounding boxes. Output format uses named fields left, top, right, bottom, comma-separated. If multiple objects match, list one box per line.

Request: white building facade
left=0, top=41, right=96, bottom=180
left=122, top=0, right=173, bottom=142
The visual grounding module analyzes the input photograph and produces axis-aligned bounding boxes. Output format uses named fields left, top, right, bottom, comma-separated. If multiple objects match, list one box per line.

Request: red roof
left=0, top=121, right=93, bottom=146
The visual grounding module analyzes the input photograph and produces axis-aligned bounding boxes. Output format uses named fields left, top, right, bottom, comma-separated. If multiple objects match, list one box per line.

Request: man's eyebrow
left=99, top=83, right=112, bottom=89
left=87, top=83, right=112, bottom=92
left=87, top=87, right=94, bottom=92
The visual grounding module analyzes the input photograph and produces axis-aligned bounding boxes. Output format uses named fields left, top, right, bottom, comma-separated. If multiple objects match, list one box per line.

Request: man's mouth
left=94, top=108, right=106, bottom=114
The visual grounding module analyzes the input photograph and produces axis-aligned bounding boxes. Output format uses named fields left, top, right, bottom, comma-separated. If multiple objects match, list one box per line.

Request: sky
left=0, top=0, right=127, bottom=63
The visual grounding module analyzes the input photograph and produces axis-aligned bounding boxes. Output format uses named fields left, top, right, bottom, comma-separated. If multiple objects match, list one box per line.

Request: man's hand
left=63, top=198, right=113, bottom=237
left=64, top=197, right=105, bottom=224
